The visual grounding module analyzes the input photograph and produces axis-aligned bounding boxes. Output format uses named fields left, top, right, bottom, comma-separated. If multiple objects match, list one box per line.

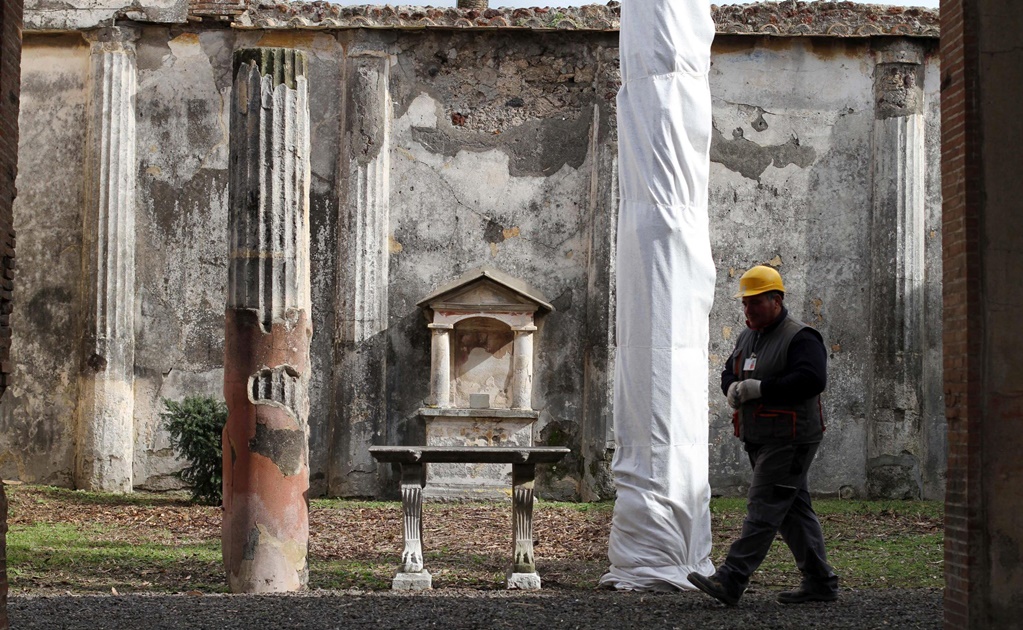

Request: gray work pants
left=716, top=441, right=838, bottom=595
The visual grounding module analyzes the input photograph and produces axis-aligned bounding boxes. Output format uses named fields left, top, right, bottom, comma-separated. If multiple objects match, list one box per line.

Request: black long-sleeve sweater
left=720, top=307, right=827, bottom=405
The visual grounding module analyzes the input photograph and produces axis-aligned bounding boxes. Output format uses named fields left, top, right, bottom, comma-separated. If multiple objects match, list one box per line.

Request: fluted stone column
left=328, top=49, right=392, bottom=496
left=74, top=26, right=139, bottom=493
left=222, top=48, right=312, bottom=593
left=511, top=326, right=535, bottom=410
left=578, top=48, right=620, bottom=501
left=867, top=40, right=927, bottom=499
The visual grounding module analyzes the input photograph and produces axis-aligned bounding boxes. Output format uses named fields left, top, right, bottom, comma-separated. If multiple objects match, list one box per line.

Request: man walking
left=688, top=265, right=839, bottom=605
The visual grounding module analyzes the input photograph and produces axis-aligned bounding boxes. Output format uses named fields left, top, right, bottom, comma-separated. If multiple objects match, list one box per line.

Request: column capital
left=428, top=323, right=454, bottom=331
left=512, top=325, right=537, bottom=333
left=234, top=48, right=308, bottom=89
left=874, top=39, right=925, bottom=66
left=83, top=26, right=140, bottom=49
left=873, top=39, right=925, bottom=119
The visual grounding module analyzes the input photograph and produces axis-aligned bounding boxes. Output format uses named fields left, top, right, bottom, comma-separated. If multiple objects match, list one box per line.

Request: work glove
left=737, top=379, right=762, bottom=404
left=727, top=381, right=741, bottom=409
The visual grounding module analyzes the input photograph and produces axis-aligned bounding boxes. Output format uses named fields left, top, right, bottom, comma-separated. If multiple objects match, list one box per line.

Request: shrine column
left=511, top=325, right=536, bottom=410
left=429, top=323, right=452, bottom=408
left=222, top=48, right=313, bottom=593
left=74, top=26, right=140, bottom=493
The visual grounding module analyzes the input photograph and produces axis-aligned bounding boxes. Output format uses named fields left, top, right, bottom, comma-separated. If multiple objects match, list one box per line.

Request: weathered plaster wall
left=920, top=55, right=945, bottom=501
left=706, top=36, right=943, bottom=498
left=707, top=36, right=875, bottom=496
left=131, top=27, right=235, bottom=489
left=133, top=27, right=345, bottom=491
left=0, top=35, right=89, bottom=486
left=381, top=30, right=618, bottom=501
left=3, top=9, right=944, bottom=500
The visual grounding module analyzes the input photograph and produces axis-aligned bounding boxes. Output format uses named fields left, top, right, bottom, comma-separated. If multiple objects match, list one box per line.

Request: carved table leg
left=508, top=463, right=541, bottom=589
left=393, top=462, right=431, bottom=590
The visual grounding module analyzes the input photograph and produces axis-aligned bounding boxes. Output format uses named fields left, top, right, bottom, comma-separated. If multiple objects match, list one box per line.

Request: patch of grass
left=814, top=498, right=944, bottom=519
left=538, top=500, right=614, bottom=513
left=8, top=485, right=189, bottom=513
left=8, top=522, right=224, bottom=594
left=310, top=498, right=398, bottom=510
left=710, top=497, right=747, bottom=513
left=706, top=497, right=944, bottom=590
left=308, top=559, right=392, bottom=590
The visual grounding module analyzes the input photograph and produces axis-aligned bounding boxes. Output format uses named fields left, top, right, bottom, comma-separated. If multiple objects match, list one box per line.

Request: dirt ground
left=3, top=484, right=942, bottom=595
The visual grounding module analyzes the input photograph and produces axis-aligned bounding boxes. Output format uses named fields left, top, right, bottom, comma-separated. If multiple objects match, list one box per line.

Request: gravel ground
left=9, top=587, right=942, bottom=629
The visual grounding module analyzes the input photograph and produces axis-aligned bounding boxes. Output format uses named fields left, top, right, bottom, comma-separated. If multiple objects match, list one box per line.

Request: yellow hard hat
left=735, top=265, right=785, bottom=298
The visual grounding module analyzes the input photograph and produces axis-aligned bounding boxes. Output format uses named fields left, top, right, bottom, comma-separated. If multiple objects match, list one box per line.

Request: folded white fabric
left=599, top=0, right=716, bottom=592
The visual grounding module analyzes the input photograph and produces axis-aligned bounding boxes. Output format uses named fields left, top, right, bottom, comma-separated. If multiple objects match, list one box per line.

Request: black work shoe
left=687, top=572, right=741, bottom=606
left=777, top=587, right=839, bottom=604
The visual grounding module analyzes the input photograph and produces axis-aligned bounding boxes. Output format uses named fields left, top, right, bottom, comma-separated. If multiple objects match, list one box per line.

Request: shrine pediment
left=417, top=267, right=553, bottom=318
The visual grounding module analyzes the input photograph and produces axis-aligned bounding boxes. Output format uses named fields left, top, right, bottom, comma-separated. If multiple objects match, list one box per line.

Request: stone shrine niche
left=416, top=267, right=553, bottom=498
left=452, top=317, right=513, bottom=409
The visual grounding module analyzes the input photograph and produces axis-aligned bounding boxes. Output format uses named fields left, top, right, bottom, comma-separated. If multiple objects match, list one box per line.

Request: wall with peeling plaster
left=706, top=36, right=944, bottom=500
left=1, top=22, right=944, bottom=500
left=0, top=35, right=89, bottom=487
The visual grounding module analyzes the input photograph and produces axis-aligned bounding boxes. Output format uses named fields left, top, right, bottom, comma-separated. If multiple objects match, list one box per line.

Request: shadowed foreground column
left=222, top=48, right=312, bottom=593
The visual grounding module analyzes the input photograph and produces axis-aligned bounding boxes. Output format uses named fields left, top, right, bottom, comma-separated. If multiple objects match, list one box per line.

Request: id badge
left=743, top=357, right=757, bottom=371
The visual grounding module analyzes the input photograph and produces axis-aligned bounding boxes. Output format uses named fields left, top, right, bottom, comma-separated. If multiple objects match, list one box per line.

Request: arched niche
left=451, top=316, right=514, bottom=409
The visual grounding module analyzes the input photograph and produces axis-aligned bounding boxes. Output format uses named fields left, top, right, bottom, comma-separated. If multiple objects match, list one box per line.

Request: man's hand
left=737, top=379, right=762, bottom=404
left=727, top=381, right=741, bottom=409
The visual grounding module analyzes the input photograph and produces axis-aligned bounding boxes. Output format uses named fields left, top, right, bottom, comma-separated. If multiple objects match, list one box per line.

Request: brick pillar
left=0, top=0, right=21, bottom=624
left=941, top=0, right=1023, bottom=627
left=222, top=48, right=312, bottom=593
left=74, top=26, right=139, bottom=494
left=940, top=1, right=980, bottom=625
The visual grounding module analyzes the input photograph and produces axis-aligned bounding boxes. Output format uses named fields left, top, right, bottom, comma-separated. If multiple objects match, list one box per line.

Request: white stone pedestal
left=506, top=571, right=541, bottom=590
left=420, top=408, right=540, bottom=499
left=393, top=571, right=432, bottom=591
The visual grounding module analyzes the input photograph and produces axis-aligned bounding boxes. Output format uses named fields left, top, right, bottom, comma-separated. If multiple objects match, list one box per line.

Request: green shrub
left=161, top=396, right=228, bottom=506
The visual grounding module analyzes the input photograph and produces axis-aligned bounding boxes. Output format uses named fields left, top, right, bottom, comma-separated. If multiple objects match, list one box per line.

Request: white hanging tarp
left=599, top=0, right=716, bottom=591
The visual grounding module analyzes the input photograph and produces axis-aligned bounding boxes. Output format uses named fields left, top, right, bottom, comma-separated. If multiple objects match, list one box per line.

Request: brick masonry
left=941, top=0, right=1023, bottom=627
left=940, top=0, right=980, bottom=626
left=0, top=0, right=21, bottom=625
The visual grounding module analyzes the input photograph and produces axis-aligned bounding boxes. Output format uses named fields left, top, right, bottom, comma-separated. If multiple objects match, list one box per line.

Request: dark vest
left=730, top=315, right=824, bottom=444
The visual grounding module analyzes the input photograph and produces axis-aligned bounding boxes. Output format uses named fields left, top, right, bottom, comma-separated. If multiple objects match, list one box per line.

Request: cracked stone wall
left=24, top=0, right=188, bottom=30
left=2, top=25, right=943, bottom=500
